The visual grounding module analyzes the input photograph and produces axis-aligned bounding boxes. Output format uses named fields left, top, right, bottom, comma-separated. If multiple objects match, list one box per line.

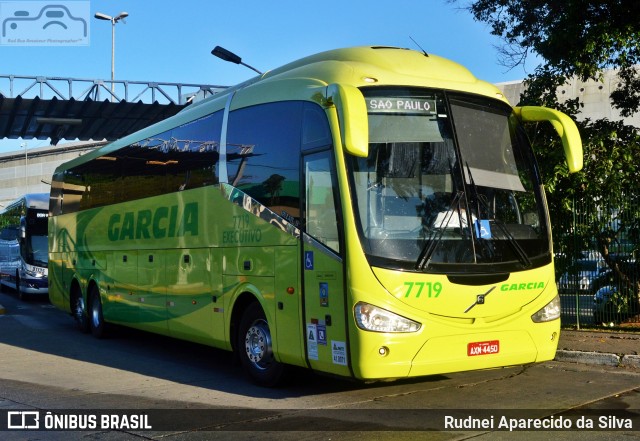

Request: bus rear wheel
left=237, top=302, right=285, bottom=387
left=89, top=286, right=106, bottom=339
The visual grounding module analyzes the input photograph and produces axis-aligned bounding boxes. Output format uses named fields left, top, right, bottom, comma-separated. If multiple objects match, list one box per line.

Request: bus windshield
left=25, top=234, right=48, bottom=267
left=23, top=208, right=49, bottom=267
left=348, top=88, right=550, bottom=273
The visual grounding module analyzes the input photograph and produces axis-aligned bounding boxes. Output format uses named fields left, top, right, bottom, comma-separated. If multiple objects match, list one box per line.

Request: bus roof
left=226, top=46, right=504, bottom=102
left=195, top=46, right=506, bottom=107
left=54, top=46, right=508, bottom=173
left=0, top=193, right=49, bottom=214
left=265, top=46, right=485, bottom=86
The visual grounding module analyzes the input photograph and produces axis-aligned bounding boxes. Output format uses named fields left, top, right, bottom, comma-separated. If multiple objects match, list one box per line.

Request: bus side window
left=226, top=102, right=302, bottom=225
left=59, top=111, right=223, bottom=214
left=302, top=102, right=332, bottom=150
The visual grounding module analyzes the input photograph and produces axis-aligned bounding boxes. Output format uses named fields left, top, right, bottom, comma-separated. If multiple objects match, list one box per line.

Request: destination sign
left=366, top=97, right=436, bottom=115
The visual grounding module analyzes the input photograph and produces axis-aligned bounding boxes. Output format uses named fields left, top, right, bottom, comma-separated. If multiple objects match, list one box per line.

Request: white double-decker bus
left=0, top=193, right=49, bottom=299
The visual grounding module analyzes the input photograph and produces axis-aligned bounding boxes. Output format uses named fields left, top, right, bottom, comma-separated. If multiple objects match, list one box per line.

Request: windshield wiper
left=464, top=163, right=531, bottom=268
left=490, top=218, right=532, bottom=267
left=415, top=190, right=464, bottom=270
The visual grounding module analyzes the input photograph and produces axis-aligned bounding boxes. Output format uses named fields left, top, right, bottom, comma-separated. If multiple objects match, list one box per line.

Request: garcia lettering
left=500, top=282, right=545, bottom=292
left=108, top=202, right=199, bottom=241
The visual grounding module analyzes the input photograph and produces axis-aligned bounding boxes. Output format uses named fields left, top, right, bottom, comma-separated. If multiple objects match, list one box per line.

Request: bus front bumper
left=351, top=321, right=560, bottom=380
left=20, top=277, right=49, bottom=295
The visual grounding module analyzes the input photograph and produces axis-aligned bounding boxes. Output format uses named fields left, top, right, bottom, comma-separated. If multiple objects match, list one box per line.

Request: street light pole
left=94, top=11, right=129, bottom=101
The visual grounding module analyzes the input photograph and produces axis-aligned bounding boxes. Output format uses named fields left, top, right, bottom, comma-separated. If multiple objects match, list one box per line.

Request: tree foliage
left=462, top=0, right=640, bottom=115
left=455, top=0, right=640, bottom=322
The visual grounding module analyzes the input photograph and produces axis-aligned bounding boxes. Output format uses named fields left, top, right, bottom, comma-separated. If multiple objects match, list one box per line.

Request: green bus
left=48, top=46, right=582, bottom=386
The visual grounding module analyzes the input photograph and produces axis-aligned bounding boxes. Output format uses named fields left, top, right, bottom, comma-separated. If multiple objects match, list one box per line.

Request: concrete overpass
left=0, top=74, right=226, bottom=144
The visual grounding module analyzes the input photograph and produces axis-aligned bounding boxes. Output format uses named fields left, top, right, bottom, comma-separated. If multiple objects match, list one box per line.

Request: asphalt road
left=0, top=290, right=638, bottom=440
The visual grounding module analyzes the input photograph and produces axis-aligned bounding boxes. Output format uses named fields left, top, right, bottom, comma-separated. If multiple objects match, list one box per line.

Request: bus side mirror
left=19, top=218, right=26, bottom=240
left=515, top=106, right=583, bottom=173
left=328, top=83, right=369, bottom=157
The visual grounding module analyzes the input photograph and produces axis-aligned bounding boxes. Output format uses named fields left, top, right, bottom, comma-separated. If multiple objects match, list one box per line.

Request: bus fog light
left=378, top=346, right=389, bottom=356
left=354, top=302, right=421, bottom=333
left=531, top=295, right=561, bottom=323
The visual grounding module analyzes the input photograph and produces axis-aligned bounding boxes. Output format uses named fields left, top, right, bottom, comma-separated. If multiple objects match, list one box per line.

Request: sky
left=0, top=0, right=540, bottom=153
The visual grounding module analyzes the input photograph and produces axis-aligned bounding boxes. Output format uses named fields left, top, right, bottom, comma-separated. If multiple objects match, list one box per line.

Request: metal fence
left=554, top=197, right=640, bottom=329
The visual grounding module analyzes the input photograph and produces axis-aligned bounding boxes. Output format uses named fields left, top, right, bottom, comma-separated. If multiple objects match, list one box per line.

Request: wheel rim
left=244, top=319, right=273, bottom=371
left=74, top=296, right=86, bottom=323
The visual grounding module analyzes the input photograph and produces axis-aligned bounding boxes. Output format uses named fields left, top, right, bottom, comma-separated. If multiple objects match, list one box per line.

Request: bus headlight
left=531, top=294, right=561, bottom=323
left=24, top=268, right=45, bottom=278
left=354, top=302, right=421, bottom=333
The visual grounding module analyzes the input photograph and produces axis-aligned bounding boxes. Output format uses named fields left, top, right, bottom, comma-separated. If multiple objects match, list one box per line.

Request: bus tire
left=89, top=285, right=106, bottom=339
left=237, top=302, right=285, bottom=387
left=72, top=291, right=90, bottom=333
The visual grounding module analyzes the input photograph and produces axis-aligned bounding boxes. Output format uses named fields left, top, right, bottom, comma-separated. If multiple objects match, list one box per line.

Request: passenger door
left=302, top=151, right=350, bottom=377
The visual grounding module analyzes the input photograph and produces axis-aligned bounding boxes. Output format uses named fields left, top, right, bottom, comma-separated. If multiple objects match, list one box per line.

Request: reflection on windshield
left=349, top=88, right=550, bottom=273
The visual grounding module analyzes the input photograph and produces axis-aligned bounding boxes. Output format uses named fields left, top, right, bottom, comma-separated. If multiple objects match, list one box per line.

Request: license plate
left=467, top=340, right=500, bottom=356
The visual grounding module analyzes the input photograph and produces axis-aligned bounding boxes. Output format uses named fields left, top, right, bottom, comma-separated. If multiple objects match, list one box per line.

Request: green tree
left=455, top=0, right=640, bottom=321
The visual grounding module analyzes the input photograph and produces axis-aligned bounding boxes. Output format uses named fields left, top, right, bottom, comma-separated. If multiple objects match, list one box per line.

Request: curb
left=621, top=354, right=640, bottom=369
left=556, top=350, right=640, bottom=369
left=555, top=350, right=620, bottom=367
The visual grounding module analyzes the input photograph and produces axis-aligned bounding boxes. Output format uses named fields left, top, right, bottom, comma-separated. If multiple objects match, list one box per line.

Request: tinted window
left=0, top=226, right=18, bottom=241
left=57, top=111, right=223, bottom=214
left=226, top=101, right=303, bottom=225
left=302, top=103, right=332, bottom=150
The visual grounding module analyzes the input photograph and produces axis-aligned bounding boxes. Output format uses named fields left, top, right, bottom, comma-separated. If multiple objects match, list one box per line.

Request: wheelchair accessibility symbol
left=474, top=219, right=492, bottom=239
left=1, top=2, right=90, bottom=46
left=304, top=251, right=314, bottom=270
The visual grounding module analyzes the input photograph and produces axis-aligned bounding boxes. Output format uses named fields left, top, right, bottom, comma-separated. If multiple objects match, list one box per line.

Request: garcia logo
left=500, top=281, right=545, bottom=291
left=108, top=202, right=198, bottom=241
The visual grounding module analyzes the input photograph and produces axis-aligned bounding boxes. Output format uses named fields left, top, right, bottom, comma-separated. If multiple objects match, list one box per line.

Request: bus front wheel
left=89, top=286, right=106, bottom=339
left=237, top=302, right=285, bottom=387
